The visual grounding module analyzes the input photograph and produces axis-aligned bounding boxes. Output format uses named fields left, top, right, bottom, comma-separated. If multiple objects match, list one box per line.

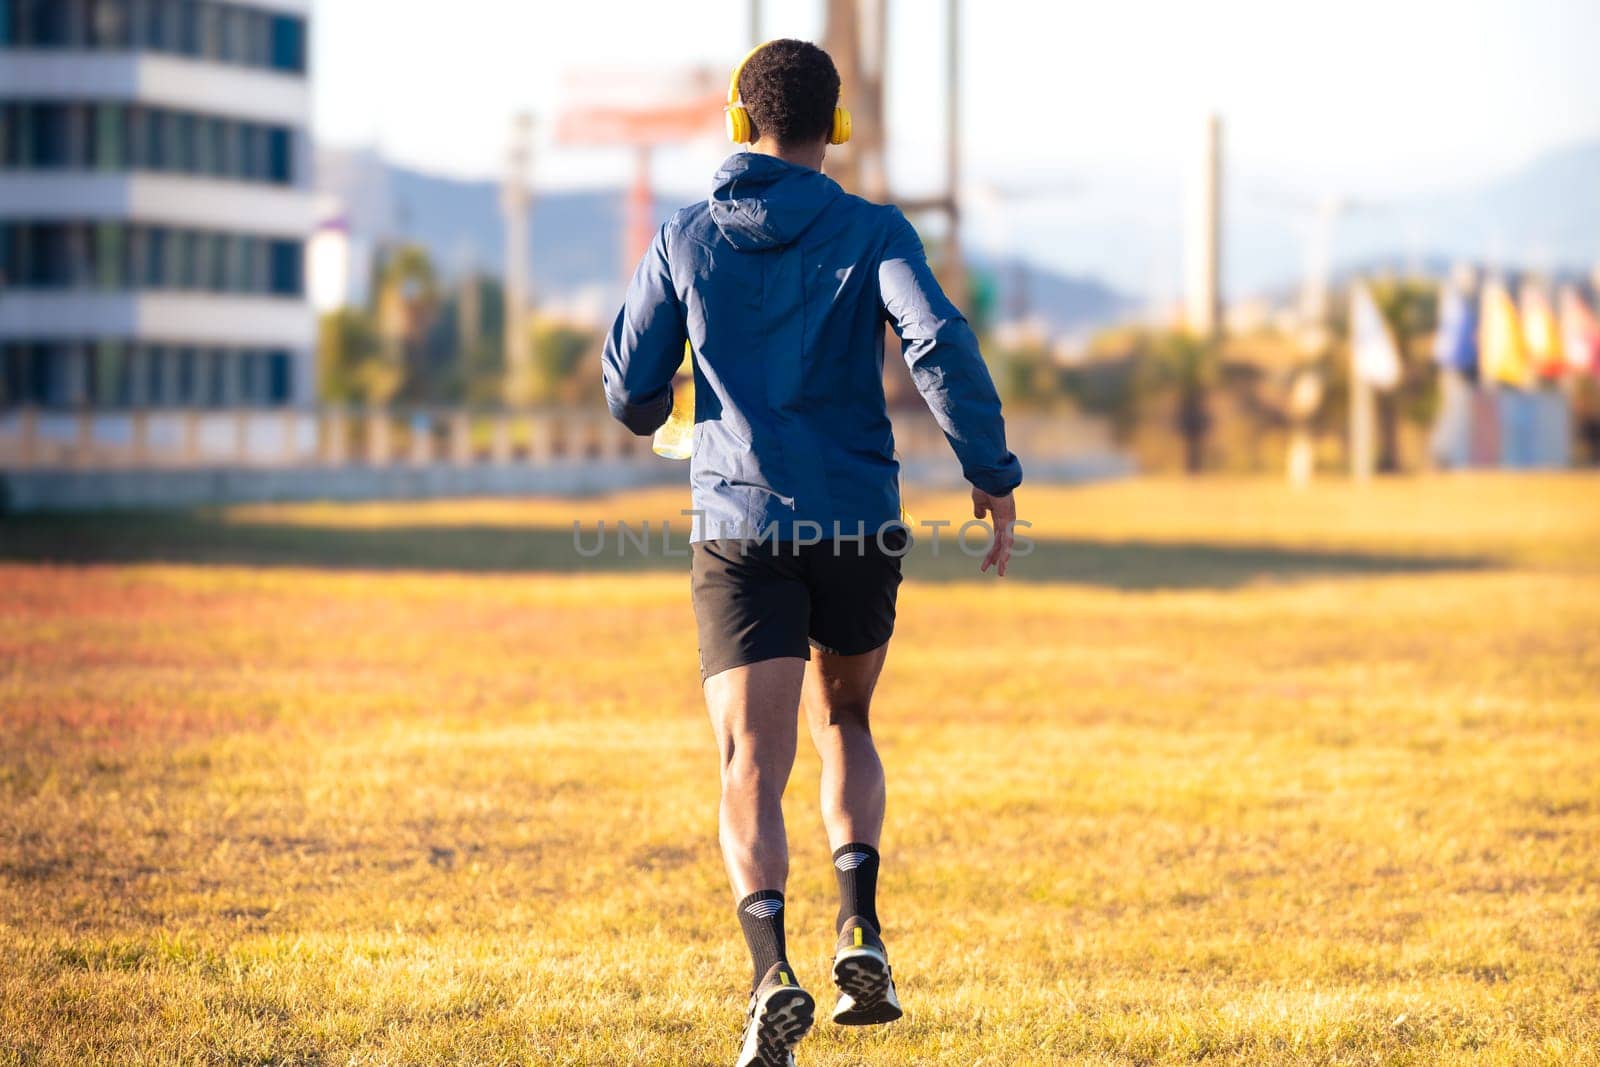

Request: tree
left=451, top=276, right=506, bottom=407
left=318, top=308, right=400, bottom=406
left=528, top=319, right=603, bottom=405
left=1367, top=278, right=1439, bottom=472
left=374, top=245, right=442, bottom=404
left=1142, top=331, right=1215, bottom=474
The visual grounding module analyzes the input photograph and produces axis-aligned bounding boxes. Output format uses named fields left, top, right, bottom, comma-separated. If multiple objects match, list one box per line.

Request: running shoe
left=734, top=961, right=815, bottom=1067
left=830, top=917, right=902, bottom=1026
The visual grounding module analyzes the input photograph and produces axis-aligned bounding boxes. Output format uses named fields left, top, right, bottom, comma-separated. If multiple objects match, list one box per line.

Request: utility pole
left=1184, top=113, right=1222, bottom=340
left=822, top=0, right=861, bottom=195
left=883, top=0, right=964, bottom=292
left=500, top=112, right=534, bottom=406
left=1349, top=356, right=1377, bottom=481
left=1177, top=113, right=1222, bottom=473
left=820, top=0, right=887, bottom=202
left=942, top=0, right=965, bottom=304
left=1289, top=196, right=1339, bottom=488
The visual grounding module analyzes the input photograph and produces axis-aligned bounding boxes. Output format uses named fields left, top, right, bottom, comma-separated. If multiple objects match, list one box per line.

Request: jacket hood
left=709, top=152, right=843, bottom=251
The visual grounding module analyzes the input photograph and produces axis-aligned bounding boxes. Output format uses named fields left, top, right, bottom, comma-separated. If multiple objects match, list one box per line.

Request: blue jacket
left=602, top=152, right=1022, bottom=541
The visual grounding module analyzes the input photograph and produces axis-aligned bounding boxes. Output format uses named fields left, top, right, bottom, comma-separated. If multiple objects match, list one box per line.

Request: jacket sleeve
left=602, top=222, right=688, bottom=436
left=878, top=207, right=1023, bottom=495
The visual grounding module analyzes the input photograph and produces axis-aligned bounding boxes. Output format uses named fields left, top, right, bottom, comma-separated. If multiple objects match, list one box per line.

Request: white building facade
left=0, top=0, right=315, bottom=417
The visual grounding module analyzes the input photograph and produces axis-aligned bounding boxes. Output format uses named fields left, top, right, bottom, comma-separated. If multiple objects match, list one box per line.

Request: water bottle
left=651, top=342, right=695, bottom=460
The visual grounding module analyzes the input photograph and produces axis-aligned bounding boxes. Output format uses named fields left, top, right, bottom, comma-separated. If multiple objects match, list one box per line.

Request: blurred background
left=2, top=0, right=1599, bottom=506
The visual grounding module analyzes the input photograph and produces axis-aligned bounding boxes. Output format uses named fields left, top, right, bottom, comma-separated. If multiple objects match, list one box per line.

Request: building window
left=207, top=231, right=228, bottom=290
left=94, top=102, right=126, bottom=169
left=220, top=3, right=244, bottom=63
left=1, top=0, right=307, bottom=75
left=142, top=104, right=167, bottom=168
left=268, top=12, right=303, bottom=73
left=94, top=222, right=126, bottom=288
left=177, top=0, right=199, bottom=55
left=245, top=9, right=268, bottom=67
left=1, top=221, right=304, bottom=297
left=239, top=120, right=262, bottom=179
left=266, top=125, right=291, bottom=183
left=33, top=1, right=74, bottom=46
left=267, top=238, right=300, bottom=296
left=144, top=344, right=168, bottom=405
left=204, top=348, right=227, bottom=407
left=0, top=101, right=294, bottom=185
left=237, top=234, right=260, bottom=292
left=195, top=0, right=218, bottom=60
left=172, top=110, right=195, bottom=172
left=37, top=345, right=65, bottom=405
left=140, top=0, right=170, bottom=52
left=3, top=339, right=298, bottom=409
left=171, top=227, right=194, bottom=288
left=267, top=349, right=290, bottom=403
left=140, top=226, right=163, bottom=286
left=173, top=346, right=197, bottom=405
left=93, top=341, right=130, bottom=406
left=32, top=102, right=70, bottom=166
left=193, top=112, right=216, bottom=174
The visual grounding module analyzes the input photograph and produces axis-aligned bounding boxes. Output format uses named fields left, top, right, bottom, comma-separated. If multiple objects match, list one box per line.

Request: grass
left=1, top=474, right=1597, bottom=1065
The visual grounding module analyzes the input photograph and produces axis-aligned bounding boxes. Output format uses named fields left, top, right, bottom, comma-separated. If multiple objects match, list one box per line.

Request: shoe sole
left=831, top=947, right=903, bottom=1026
left=738, top=986, right=815, bottom=1067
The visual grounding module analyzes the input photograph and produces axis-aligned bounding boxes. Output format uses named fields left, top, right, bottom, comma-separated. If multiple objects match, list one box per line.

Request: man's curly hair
left=738, top=39, right=841, bottom=147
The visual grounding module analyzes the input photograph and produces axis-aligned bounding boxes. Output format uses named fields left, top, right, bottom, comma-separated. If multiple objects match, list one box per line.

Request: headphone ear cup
left=726, top=106, right=752, bottom=144
left=830, top=107, right=852, bottom=145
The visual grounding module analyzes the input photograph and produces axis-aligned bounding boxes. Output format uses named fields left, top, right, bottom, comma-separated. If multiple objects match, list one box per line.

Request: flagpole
left=1350, top=365, right=1375, bottom=481
left=1349, top=282, right=1375, bottom=481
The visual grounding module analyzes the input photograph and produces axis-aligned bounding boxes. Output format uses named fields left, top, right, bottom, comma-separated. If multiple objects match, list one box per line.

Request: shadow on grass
left=0, top=511, right=1493, bottom=590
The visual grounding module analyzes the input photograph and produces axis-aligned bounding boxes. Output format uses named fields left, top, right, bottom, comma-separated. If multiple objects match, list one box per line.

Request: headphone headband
left=727, top=41, right=770, bottom=109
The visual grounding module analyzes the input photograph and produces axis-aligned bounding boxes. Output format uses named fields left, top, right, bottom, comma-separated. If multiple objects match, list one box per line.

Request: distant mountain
left=966, top=253, right=1134, bottom=334
left=315, top=146, right=1133, bottom=332
left=1333, top=139, right=1600, bottom=275
left=316, top=146, right=641, bottom=304
left=979, top=137, right=1600, bottom=303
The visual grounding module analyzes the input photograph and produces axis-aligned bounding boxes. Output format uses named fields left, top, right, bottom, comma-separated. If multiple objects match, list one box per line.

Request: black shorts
left=691, top=532, right=907, bottom=681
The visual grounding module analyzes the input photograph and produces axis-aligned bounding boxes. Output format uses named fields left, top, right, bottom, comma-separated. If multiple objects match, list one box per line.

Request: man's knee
left=720, top=744, right=789, bottom=799
left=809, top=697, right=872, bottom=732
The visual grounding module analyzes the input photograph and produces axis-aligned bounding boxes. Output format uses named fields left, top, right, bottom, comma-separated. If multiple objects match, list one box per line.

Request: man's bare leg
left=802, top=644, right=889, bottom=852
left=704, top=656, right=806, bottom=897
left=704, top=655, right=817, bottom=1062
left=802, top=642, right=902, bottom=1024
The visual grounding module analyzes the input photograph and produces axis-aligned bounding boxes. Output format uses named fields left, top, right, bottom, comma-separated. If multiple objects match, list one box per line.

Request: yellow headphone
left=725, top=41, right=851, bottom=146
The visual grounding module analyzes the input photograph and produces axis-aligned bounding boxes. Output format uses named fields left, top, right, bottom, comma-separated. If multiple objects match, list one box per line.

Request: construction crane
left=828, top=0, right=965, bottom=299
left=555, top=71, right=724, bottom=275
left=501, top=113, right=534, bottom=405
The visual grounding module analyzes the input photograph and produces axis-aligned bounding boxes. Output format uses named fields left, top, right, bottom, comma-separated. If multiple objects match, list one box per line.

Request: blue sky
left=312, top=0, right=1600, bottom=295
left=315, top=0, right=1598, bottom=189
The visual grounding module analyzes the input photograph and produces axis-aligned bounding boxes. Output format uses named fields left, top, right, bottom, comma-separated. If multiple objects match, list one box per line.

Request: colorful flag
left=1559, top=286, right=1600, bottom=378
left=1479, top=280, right=1531, bottom=389
left=1433, top=284, right=1479, bottom=379
left=1350, top=282, right=1401, bottom=389
left=1519, top=283, right=1565, bottom=381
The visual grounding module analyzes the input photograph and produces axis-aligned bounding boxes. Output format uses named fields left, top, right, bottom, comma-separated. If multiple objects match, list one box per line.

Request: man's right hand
left=971, top=488, right=1018, bottom=577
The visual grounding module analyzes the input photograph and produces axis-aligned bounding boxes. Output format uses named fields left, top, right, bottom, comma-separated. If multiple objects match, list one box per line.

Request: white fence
left=0, top=408, right=649, bottom=469
left=0, top=406, right=1125, bottom=477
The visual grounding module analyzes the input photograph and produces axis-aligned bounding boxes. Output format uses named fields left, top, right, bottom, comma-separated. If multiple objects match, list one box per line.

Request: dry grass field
left=1, top=475, right=1598, bottom=1065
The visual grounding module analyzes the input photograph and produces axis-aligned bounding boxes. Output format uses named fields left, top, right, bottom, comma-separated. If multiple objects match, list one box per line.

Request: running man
left=602, top=39, right=1022, bottom=1067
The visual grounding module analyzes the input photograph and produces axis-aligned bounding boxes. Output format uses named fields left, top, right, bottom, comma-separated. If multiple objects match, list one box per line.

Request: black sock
left=833, top=842, right=881, bottom=934
left=736, top=890, right=787, bottom=990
